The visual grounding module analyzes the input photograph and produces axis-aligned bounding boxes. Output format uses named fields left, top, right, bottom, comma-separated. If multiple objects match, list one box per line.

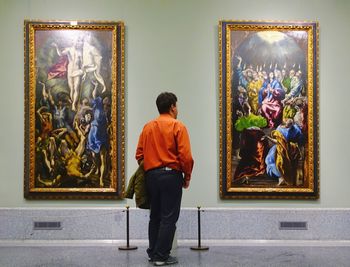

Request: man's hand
left=183, top=179, right=190, bottom=189
left=183, top=174, right=190, bottom=189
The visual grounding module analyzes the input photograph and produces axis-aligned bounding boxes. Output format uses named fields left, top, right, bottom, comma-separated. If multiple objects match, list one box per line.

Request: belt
left=148, top=166, right=173, bottom=172
left=159, top=166, right=173, bottom=171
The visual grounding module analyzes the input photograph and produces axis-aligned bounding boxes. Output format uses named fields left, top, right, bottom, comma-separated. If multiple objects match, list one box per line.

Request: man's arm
left=135, top=131, right=144, bottom=165
left=176, top=123, right=194, bottom=188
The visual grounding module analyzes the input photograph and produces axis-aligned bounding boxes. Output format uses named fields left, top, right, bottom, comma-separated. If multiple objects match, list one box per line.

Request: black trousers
left=145, top=168, right=183, bottom=261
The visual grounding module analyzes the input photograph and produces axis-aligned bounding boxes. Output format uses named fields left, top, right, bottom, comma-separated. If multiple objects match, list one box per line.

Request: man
left=86, top=81, right=109, bottom=187
left=246, top=71, right=263, bottom=115
left=52, top=36, right=84, bottom=111
left=282, top=70, right=303, bottom=106
left=135, top=92, right=194, bottom=266
left=81, top=33, right=107, bottom=93
left=281, top=68, right=290, bottom=93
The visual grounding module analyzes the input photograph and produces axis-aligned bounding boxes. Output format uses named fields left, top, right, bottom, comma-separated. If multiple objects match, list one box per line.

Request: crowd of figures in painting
left=34, top=31, right=113, bottom=189
left=231, top=55, right=307, bottom=187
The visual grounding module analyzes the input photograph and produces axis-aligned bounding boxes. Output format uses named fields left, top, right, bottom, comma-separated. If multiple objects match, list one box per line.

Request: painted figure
left=265, top=119, right=304, bottom=186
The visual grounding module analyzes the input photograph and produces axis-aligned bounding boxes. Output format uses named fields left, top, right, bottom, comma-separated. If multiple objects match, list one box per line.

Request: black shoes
left=153, top=256, right=178, bottom=266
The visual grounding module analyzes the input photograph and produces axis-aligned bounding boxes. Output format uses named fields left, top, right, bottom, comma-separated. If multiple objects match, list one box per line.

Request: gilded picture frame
left=219, top=20, right=319, bottom=199
left=24, top=20, right=125, bottom=199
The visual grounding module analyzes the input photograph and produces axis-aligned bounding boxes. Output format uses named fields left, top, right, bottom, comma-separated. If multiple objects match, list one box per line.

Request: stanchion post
left=119, top=206, right=138, bottom=250
left=190, top=206, right=209, bottom=251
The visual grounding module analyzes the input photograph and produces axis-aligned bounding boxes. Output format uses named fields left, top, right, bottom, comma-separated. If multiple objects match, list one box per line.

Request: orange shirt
left=136, top=114, right=194, bottom=181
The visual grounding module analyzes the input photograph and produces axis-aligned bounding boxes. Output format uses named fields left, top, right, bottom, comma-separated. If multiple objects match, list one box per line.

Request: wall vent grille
left=33, top=221, right=62, bottom=230
left=279, top=221, right=308, bottom=230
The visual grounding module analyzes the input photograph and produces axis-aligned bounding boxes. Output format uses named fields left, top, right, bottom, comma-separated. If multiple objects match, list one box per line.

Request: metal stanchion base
left=118, top=245, right=138, bottom=250
left=190, top=246, right=209, bottom=251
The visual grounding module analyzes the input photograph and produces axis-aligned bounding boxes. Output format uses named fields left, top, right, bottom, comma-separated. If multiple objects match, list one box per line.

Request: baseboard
left=1, top=208, right=349, bottom=241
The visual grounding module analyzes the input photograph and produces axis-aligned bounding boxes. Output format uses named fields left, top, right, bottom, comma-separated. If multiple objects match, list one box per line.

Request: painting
left=219, top=20, right=319, bottom=199
left=24, top=20, right=125, bottom=199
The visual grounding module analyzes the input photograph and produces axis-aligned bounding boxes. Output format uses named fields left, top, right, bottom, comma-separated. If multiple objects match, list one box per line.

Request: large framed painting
left=24, top=20, right=125, bottom=199
left=219, top=20, right=319, bottom=199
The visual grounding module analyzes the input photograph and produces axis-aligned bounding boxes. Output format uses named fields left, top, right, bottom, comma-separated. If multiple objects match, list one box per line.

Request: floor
left=1, top=242, right=350, bottom=267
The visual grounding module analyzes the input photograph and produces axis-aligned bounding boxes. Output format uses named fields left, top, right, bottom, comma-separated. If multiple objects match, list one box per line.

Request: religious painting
left=219, top=20, right=319, bottom=199
left=24, top=20, right=125, bottom=199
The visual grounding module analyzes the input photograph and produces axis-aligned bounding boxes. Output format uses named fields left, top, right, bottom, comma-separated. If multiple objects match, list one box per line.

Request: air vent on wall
left=33, top=221, right=62, bottom=230
left=279, top=221, right=308, bottom=230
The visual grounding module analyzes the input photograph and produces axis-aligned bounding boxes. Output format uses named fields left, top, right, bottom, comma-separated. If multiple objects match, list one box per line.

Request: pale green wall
left=0, top=0, right=349, bottom=207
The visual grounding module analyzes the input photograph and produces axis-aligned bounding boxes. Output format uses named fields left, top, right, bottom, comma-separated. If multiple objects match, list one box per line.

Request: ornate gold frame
left=219, top=20, right=319, bottom=199
left=24, top=20, right=125, bottom=199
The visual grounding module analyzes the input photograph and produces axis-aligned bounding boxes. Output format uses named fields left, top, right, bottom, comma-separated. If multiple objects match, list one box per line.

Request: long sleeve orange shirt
left=135, top=114, right=194, bottom=181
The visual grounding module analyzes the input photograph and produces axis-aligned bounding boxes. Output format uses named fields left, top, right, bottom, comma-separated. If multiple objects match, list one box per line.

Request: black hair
left=156, top=92, right=177, bottom=114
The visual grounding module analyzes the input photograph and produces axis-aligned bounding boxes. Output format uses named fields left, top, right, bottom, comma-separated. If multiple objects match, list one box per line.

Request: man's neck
left=160, top=112, right=176, bottom=119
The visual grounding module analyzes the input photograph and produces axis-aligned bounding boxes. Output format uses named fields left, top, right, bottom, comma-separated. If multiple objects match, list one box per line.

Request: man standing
left=136, top=92, right=194, bottom=266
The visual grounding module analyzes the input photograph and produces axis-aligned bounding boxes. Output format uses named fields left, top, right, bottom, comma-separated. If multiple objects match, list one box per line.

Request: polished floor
left=1, top=242, right=350, bottom=267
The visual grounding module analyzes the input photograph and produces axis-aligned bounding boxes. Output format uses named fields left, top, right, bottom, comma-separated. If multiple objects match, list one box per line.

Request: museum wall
left=0, top=0, right=349, bottom=207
